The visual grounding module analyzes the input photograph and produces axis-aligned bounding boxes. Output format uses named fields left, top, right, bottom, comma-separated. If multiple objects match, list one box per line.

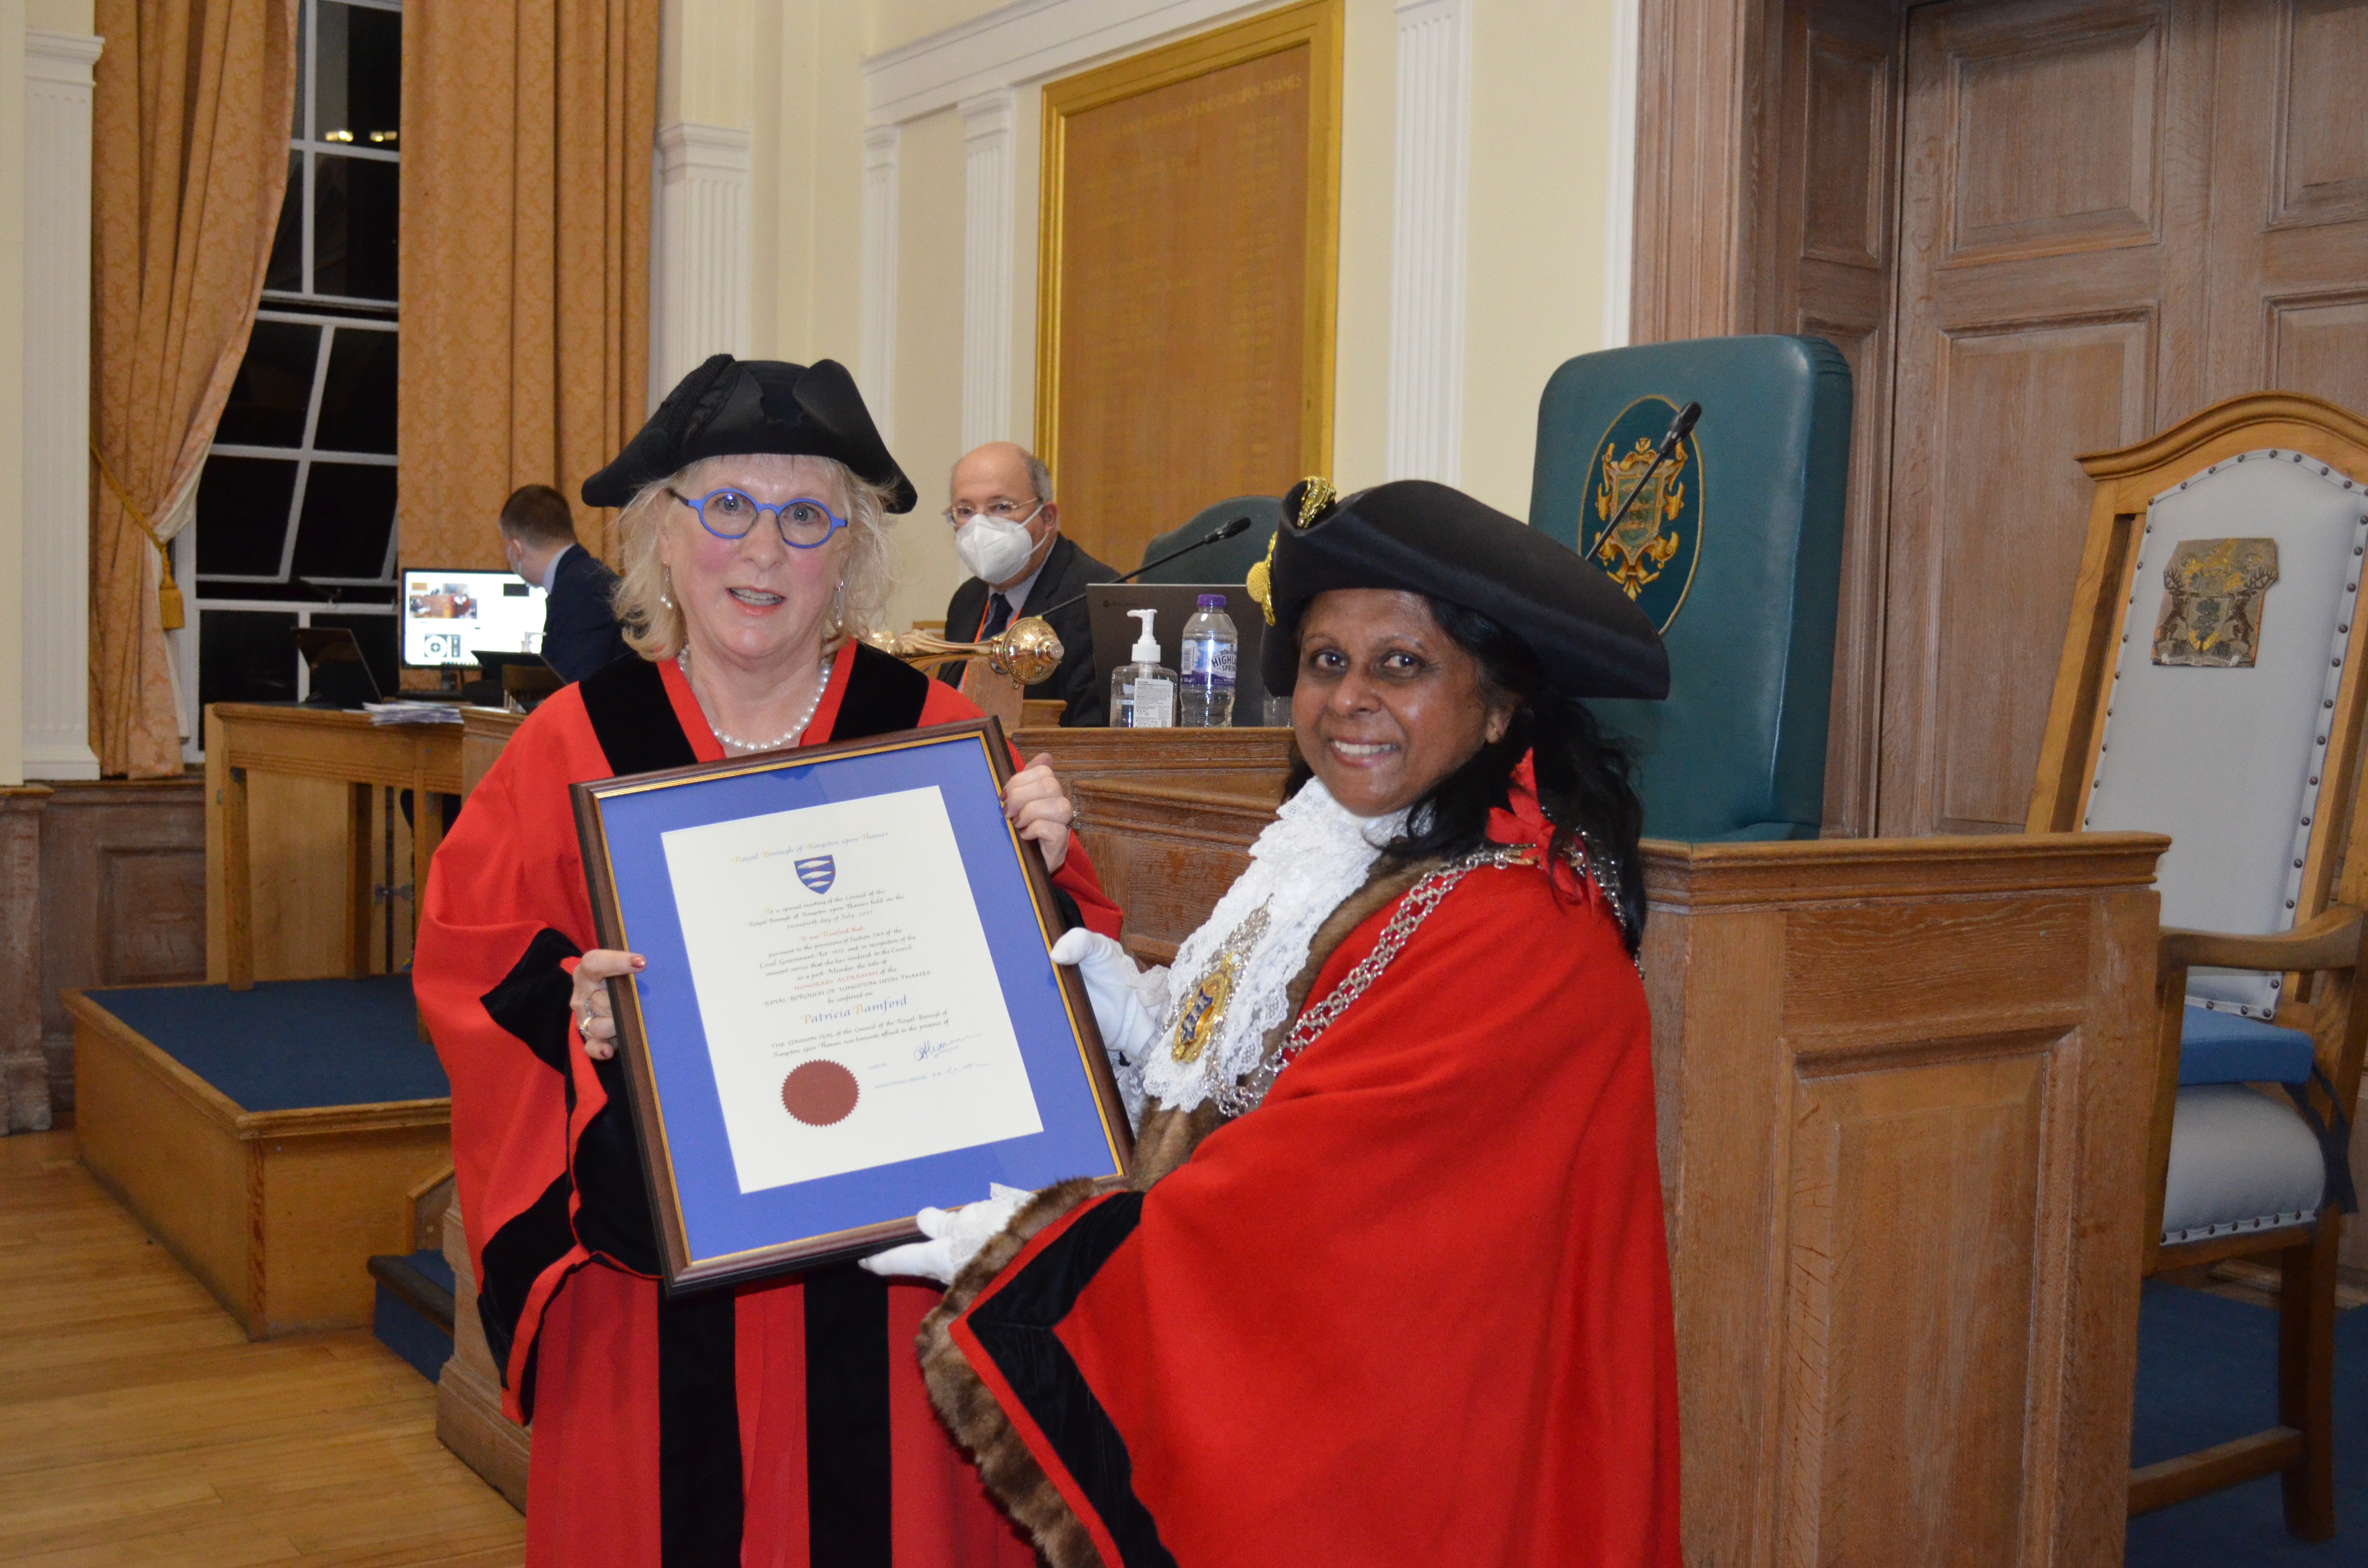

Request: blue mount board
left=592, top=730, right=1122, bottom=1271
left=83, top=976, right=446, bottom=1112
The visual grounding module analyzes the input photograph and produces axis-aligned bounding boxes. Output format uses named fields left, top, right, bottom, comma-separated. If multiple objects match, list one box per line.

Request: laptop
left=291, top=626, right=385, bottom=707
left=1085, top=584, right=1274, bottom=726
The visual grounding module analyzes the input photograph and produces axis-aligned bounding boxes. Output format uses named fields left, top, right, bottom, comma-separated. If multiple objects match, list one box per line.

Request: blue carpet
left=372, top=1286, right=454, bottom=1382
left=84, top=977, right=447, bottom=1113
left=2128, top=1280, right=2368, bottom=1563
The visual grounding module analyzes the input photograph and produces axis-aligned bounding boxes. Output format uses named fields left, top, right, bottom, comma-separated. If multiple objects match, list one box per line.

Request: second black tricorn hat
left=582, top=355, right=916, bottom=513
left=1258, top=478, right=1671, bottom=701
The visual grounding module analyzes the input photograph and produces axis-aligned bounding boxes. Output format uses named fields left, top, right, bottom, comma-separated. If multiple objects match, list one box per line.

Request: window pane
left=315, top=611, right=399, bottom=697
left=195, top=457, right=299, bottom=576
left=216, top=321, right=321, bottom=447
left=292, top=461, right=396, bottom=579
left=198, top=610, right=301, bottom=707
left=313, top=155, right=398, bottom=301
left=315, top=3, right=401, bottom=150
left=266, top=153, right=304, bottom=293
left=291, top=0, right=306, bottom=138
left=312, top=327, right=397, bottom=453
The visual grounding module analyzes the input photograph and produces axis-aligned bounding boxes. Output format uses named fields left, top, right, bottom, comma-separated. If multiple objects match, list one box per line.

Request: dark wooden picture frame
left=571, top=717, right=1130, bottom=1290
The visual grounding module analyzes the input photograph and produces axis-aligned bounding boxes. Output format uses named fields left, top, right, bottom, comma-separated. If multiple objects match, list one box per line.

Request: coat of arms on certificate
left=1581, top=395, right=1704, bottom=633
left=2154, top=537, right=2279, bottom=668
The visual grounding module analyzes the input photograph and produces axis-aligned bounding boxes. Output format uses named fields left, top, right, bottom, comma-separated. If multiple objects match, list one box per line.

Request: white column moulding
left=23, top=32, right=104, bottom=781
left=1384, top=0, right=1472, bottom=486
left=859, top=125, right=902, bottom=445
left=959, top=91, right=1017, bottom=453
left=863, top=0, right=1255, bottom=126
left=1602, top=0, right=1640, bottom=348
left=652, top=121, right=753, bottom=399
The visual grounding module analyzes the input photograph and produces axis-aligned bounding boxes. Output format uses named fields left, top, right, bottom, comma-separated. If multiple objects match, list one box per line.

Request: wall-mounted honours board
left=1035, top=0, right=1342, bottom=573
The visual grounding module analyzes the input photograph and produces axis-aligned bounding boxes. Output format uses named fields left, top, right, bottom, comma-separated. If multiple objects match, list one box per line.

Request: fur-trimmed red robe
left=416, top=642, right=1121, bottom=1568
left=917, top=785, right=1680, bottom=1568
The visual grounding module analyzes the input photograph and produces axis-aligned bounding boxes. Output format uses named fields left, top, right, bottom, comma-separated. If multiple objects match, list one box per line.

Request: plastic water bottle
left=1179, top=594, right=1238, bottom=727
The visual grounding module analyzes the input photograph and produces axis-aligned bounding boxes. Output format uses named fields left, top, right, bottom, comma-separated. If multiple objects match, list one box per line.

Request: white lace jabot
left=1134, top=779, right=1407, bottom=1115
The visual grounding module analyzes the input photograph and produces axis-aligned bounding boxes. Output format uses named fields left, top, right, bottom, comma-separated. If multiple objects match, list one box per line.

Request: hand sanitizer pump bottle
left=1110, top=608, right=1176, bottom=727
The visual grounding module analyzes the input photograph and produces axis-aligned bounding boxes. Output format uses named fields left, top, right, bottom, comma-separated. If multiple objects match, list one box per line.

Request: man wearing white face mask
left=939, top=441, right=1115, bottom=725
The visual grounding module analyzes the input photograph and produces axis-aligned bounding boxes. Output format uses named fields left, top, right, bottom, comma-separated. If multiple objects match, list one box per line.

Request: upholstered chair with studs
left=1528, top=335, right=1853, bottom=840
left=2028, top=392, right=2368, bottom=1540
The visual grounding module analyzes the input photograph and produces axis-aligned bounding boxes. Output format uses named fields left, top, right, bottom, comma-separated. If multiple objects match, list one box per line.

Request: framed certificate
left=572, top=718, right=1131, bottom=1290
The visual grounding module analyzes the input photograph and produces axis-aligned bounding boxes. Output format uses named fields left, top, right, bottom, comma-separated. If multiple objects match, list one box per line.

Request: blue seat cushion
left=2179, top=1005, right=2316, bottom=1086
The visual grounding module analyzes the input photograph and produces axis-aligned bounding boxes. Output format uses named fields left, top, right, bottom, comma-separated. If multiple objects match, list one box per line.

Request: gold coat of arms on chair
left=2029, top=392, right=2368, bottom=1541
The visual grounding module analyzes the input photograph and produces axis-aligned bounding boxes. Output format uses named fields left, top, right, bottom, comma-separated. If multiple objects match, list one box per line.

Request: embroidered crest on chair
left=2153, top=537, right=2280, bottom=668
left=1581, top=396, right=1704, bottom=632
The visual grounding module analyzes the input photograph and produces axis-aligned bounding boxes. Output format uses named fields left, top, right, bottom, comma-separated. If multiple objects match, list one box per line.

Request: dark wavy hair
left=1287, top=596, right=1647, bottom=956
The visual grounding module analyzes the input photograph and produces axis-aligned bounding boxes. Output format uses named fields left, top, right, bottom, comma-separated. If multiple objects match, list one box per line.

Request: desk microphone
left=1038, top=514, right=1255, bottom=620
left=1601, top=401, right=1702, bottom=537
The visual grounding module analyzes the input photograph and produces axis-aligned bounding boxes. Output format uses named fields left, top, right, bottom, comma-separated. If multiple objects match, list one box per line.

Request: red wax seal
left=782, top=1060, right=860, bottom=1127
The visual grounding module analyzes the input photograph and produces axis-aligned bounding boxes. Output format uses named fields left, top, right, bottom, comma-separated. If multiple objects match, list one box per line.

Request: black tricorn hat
left=1258, top=478, right=1670, bottom=701
left=582, top=355, right=916, bottom=513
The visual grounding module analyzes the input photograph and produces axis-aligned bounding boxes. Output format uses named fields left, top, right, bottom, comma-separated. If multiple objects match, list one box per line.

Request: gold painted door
left=1035, top=0, right=1341, bottom=573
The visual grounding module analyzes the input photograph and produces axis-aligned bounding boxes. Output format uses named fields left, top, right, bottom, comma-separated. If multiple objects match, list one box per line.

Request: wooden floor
left=0, top=1128, right=524, bottom=1567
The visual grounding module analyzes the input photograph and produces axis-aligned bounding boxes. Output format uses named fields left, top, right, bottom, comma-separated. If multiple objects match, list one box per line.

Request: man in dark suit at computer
left=496, top=483, right=630, bottom=682
left=939, top=442, right=1113, bottom=725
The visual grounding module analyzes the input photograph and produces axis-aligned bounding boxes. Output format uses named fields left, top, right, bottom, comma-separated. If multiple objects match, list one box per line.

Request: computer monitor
left=400, top=567, right=549, bottom=668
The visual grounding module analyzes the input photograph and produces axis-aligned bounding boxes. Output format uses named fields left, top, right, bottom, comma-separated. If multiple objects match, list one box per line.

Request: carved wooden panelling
left=1950, top=18, right=2163, bottom=258
left=1931, top=319, right=2154, bottom=830
left=99, top=846, right=206, bottom=986
left=1803, top=33, right=1887, bottom=268
left=1782, top=1043, right=2053, bottom=1564
left=2280, top=0, right=2368, bottom=224
left=37, top=780, right=206, bottom=1110
left=1633, top=0, right=2368, bottom=836
left=2273, top=295, right=2368, bottom=415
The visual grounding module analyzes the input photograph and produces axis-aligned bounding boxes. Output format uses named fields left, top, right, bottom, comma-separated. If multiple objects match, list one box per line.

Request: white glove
left=1051, top=928, right=1167, bottom=1127
left=859, top=1183, right=1032, bottom=1286
left=1050, top=928, right=1162, bottom=1060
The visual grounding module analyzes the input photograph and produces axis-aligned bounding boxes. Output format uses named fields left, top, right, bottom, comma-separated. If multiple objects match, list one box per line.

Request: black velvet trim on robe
left=963, top=1193, right=1178, bottom=1568
left=475, top=929, right=587, bottom=1411
left=804, top=1267, right=894, bottom=1568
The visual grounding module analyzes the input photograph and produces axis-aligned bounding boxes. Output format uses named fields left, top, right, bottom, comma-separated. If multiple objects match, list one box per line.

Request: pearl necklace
left=677, top=646, right=833, bottom=754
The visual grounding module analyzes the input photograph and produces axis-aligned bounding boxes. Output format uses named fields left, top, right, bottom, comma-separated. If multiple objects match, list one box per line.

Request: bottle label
left=1132, top=677, right=1174, bottom=727
left=1181, top=637, right=1237, bottom=683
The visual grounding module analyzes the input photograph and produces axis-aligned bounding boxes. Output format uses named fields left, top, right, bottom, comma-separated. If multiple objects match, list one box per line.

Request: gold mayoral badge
left=1591, top=436, right=1688, bottom=599
left=1171, top=906, right=1270, bottom=1065
left=2153, top=537, right=2279, bottom=668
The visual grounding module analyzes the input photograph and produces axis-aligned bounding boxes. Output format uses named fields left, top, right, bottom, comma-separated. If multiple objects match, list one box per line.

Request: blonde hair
left=610, top=453, right=900, bottom=660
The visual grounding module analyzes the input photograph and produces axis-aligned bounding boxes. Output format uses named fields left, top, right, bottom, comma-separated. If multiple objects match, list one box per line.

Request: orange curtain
left=399, top=0, right=657, bottom=572
left=91, top=0, right=297, bottom=778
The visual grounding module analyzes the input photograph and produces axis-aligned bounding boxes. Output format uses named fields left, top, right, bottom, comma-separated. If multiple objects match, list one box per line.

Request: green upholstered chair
left=1136, top=495, right=1285, bottom=582
left=1530, top=336, right=1853, bottom=842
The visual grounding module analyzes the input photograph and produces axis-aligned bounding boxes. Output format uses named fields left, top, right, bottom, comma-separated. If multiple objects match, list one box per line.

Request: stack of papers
left=363, top=701, right=462, bottom=725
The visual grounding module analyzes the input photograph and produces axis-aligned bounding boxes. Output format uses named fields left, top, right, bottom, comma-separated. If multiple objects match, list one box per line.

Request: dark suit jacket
left=939, top=533, right=1115, bottom=726
left=542, top=545, right=633, bottom=683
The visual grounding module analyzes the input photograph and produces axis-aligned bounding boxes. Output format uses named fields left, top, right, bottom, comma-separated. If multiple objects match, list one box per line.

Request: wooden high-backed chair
left=2030, top=392, right=2368, bottom=1538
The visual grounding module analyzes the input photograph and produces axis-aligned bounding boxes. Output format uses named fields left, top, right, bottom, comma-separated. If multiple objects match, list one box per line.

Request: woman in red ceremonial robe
left=415, top=355, right=1118, bottom=1568
left=865, top=478, right=1683, bottom=1568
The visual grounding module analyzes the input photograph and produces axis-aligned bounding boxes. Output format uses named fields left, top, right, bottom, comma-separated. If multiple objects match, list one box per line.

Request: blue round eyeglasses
left=671, top=487, right=849, bottom=548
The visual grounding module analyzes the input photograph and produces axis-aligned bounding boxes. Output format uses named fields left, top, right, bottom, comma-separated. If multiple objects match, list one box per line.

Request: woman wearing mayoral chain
left=867, top=478, right=1683, bottom=1568
left=415, top=355, right=1119, bottom=1568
